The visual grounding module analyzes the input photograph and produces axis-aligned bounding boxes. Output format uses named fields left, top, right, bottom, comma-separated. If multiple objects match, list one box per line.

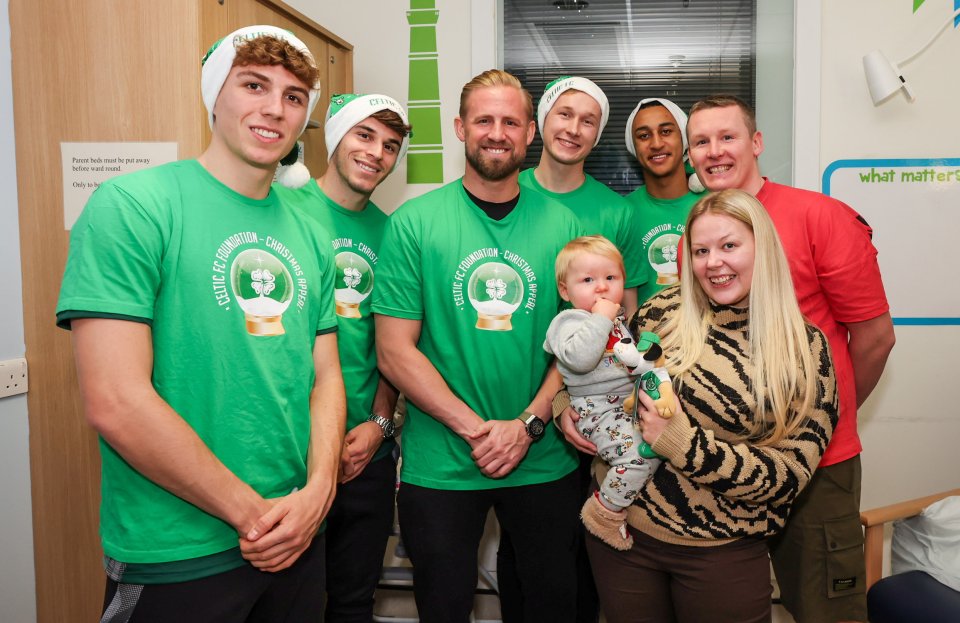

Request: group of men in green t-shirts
left=57, top=24, right=889, bottom=623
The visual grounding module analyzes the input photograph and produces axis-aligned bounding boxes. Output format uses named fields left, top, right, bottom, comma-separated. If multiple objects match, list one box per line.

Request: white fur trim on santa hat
left=624, top=98, right=689, bottom=159
left=276, top=160, right=311, bottom=189
left=274, top=141, right=311, bottom=188
left=537, top=76, right=609, bottom=146
left=625, top=98, right=703, bottom=193
left=688, top=171, right=705, bottom=193
left=201, top=25, right=320, bottom=135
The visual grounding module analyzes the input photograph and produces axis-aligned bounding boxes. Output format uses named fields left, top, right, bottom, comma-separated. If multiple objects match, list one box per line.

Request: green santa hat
left=200, top=25, right=321, bottom=188
left=537, top=76, right=610, bottom=146
left=201, top=25, right=320, bottom=134
left=324, top=93, right=410, bottom=169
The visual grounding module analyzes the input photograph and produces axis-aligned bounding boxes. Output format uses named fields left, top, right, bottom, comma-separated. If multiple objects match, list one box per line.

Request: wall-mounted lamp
left=862, top=7, right=960, bottom=105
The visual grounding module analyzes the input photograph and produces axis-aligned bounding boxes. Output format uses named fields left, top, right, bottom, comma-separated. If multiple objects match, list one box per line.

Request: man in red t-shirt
left=686, top=94, right=895, bottom=623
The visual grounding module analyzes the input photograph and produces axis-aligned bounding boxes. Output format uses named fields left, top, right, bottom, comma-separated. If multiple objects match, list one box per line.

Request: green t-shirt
left=625, top=186, right=703, bottom=305
left=56, top=160, right=337, bottom=578
left=276, top=181, right=395, bottom=461
left=372, top=179, right=580, bottom=490
left=519, top=168, right=645, bottom=289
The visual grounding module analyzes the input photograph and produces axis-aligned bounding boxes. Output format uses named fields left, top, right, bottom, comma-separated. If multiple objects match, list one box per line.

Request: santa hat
left=324, top=93, right=410, bottom=168
left=537, top=76, right=609, bottom=146
left=201, top=25, right=321, bottom=188
left=624, top=98, right=703, bottom=193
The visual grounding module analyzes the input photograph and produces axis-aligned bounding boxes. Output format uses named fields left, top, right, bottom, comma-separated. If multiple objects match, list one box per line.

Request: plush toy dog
left=613, top=331, right=675, bottom=459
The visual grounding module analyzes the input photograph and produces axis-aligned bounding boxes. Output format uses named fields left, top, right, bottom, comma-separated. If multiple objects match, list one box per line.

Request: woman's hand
left=636, top=389, right=680, bottom=447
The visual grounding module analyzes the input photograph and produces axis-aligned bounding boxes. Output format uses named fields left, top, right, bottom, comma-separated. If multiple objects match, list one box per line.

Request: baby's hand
left=592, top=297, right=621, bottom=321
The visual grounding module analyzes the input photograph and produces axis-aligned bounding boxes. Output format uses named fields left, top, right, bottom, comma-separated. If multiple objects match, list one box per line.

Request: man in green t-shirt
left=624, top=98, right=704, bottom=305
left=277, top=92, right=411, bottom=622
left=55, top=26, right=346, bottom=622
left=520, top=75, right=644, bottom=318
left=520, top=75, right=645, bottom=623
left=373, top=69, right=581, bottom=623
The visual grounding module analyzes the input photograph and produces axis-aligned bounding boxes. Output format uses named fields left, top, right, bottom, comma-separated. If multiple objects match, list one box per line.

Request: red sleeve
left=807, top=195, right=889, bottom=323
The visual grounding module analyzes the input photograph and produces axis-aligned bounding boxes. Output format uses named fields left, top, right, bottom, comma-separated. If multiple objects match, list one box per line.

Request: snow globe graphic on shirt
left=468, top=261, right=523, bottom=331
left=230, top=249, right=294, bottom=336
left=648, top=232, right=680, bottom=286
left=334, top=251, right=373, bottom=318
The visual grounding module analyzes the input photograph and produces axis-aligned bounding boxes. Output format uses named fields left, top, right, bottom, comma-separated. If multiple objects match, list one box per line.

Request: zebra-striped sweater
left=618, top=285, right=838, bottom=547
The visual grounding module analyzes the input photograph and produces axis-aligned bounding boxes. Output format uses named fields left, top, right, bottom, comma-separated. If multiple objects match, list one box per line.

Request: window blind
left=504, top=0, right=756, bottom=195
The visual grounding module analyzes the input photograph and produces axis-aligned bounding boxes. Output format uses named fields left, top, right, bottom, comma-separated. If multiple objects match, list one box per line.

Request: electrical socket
left=0, top=358, right=28, bottom=399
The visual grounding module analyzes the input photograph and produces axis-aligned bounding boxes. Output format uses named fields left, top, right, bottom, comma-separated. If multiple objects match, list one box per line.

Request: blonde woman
left=581, top=189, right=839, bottom=623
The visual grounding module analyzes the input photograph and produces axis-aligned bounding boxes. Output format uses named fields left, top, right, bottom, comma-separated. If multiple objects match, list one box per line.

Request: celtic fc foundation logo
left=334, top=251, right=374, bottom=318
left=648, top=233, right=680, bottom=286
left=467, top=262, right=524, bottom=331
left=230, top=249, right=294, bottom=335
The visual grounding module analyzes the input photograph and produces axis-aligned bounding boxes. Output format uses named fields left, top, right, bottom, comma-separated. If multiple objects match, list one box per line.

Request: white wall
left=0, top=0, right=38, bottom=620
left=756, top=0, right=794, bottom=186
left=792, top=2, right=821, bottom=191
left=819, top=0, right=960, bottom=511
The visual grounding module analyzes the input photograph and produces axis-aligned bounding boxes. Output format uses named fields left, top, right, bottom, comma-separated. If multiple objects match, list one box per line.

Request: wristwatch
left=367, top=413, right=396, bottom=439
left=518, top=411, right=545, bottom=441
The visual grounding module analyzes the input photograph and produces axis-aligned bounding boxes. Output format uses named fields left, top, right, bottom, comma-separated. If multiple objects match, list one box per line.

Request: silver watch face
left=369, top=414, right=395, bottom=439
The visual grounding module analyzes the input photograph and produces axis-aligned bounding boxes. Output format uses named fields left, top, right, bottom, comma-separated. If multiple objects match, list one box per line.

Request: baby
left=545, top=235, right=673, bottom=550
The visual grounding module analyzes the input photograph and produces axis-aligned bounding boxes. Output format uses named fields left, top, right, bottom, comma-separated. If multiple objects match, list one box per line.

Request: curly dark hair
left=233, top=35, right=319, bottom=89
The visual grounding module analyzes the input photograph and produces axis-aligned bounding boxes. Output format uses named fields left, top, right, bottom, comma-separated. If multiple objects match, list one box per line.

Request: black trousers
left=324, top=453, right=397, bottom=623
left=499, top=451, right=600, bottom=623
left=397, top=469, right=580, bottom=623
left=101, top=534, right=326, bottom=623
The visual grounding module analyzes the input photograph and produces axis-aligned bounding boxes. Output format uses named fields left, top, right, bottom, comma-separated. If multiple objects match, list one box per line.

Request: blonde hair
left=555, top=235, right=624, bottom=286
left=660, top=189, right=818, bottom=446
left=459, top=69, right=533, bottom=121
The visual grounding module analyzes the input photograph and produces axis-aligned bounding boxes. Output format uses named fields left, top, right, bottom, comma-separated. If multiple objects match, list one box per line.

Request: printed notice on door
left=61, top=142, right=178, bottom=230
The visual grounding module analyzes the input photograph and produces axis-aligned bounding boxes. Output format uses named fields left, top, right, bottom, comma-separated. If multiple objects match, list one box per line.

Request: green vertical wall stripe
left=409, top=60, right=441, bottom=100
left=408, top=108, right=443, bottom=144
left=410, top=26, right=438, bottom=53
left=407, top=10, right=440, bottom=26
left=407, top=0, right=444, bottom=183
left=407, top=154, right=444, bottom=184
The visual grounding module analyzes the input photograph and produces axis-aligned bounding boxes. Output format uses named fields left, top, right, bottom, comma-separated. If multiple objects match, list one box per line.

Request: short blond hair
left=689, top=94, right=757, bottom=136
left=459, top=69, right=533, bottom=121
left=555, top=235, right=625, bottom=285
